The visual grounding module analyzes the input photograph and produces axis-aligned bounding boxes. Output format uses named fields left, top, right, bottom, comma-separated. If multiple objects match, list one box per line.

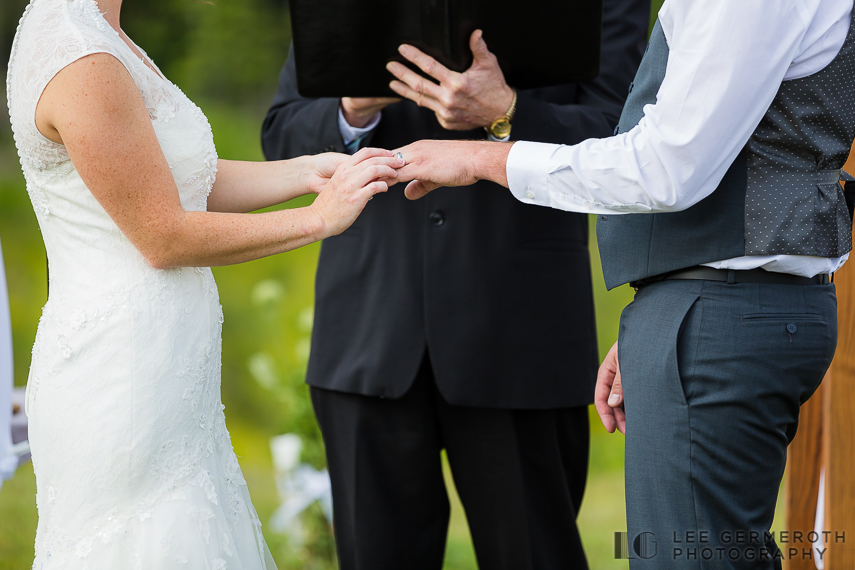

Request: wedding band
left=395, top=152, right=404, bottom=164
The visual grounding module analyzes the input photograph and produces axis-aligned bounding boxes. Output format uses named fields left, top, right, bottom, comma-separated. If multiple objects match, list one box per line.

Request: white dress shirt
left=338, top=107, right=381, bottom=151
left=507, top=0, right=854, bottom=277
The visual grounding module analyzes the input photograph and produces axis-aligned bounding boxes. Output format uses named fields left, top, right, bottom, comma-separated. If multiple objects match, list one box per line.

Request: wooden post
left=785, top=152, right=855, bottom=569
left=784, top=383, right=823, bottom=570
left=820, top=254, right=855, bottom=568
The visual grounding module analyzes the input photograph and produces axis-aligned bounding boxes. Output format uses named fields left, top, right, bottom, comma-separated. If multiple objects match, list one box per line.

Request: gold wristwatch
left=485, top=89, right=518, bottom=141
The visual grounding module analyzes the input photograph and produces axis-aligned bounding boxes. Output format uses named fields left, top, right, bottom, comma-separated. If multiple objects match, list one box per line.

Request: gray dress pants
left=619, top=279, right=837, bottom=569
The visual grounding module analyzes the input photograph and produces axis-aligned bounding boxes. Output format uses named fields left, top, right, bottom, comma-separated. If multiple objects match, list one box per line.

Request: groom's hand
left=387, top=30, right=514, bottom=131
left=393, top=140, right=513, bottom=199
left=595, top=341, right=626, bottom=435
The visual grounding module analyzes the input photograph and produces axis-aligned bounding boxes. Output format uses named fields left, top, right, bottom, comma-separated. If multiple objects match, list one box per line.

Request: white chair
left=0, top=236, right=28, bottom=493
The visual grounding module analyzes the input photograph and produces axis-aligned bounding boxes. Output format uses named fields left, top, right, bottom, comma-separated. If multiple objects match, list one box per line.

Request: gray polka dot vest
left=597, top=15, right=855, bottom=290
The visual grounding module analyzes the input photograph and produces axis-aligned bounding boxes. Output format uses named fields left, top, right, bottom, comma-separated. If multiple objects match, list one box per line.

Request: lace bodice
left=6, top=2, right=276, bottom=568
left=7, top=0, right=217, bottom=219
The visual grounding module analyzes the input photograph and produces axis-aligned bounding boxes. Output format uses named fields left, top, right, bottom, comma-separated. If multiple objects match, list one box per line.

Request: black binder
left=289, top=0, right=604, bottom=98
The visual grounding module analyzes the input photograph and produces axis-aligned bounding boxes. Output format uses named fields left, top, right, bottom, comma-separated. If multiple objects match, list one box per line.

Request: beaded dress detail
left=6, top=1, right=277, bottom=568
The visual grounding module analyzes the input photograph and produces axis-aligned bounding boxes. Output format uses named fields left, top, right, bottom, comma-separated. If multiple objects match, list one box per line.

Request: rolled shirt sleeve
left=507, top=0, right=816, bottom=215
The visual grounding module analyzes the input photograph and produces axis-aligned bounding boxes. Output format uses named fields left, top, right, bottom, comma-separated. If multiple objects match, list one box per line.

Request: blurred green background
left=0, top=0, right=784, bottom=568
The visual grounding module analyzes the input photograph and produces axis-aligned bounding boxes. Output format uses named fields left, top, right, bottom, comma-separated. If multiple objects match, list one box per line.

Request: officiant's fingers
left=388, top=79, right=444, bottom=115
left=397, top=44, right=455, bottom=84
left=386, top=62, right=444, bottom=103
left=470, top=30, right=492, bottom=62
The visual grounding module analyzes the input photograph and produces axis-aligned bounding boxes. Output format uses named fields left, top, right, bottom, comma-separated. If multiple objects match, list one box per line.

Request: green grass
left=0, top=100, right=785, bottom=570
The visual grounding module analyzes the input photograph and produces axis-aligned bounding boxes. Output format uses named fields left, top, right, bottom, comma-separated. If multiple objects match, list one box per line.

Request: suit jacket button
left=429, top=211, right=445, bottom=227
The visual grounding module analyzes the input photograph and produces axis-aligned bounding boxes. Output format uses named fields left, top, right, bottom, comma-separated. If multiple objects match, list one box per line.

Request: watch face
left=491, top=119, right=512, bottom=139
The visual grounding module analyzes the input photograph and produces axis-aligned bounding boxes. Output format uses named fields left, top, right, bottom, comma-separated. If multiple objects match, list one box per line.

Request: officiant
left=262, top=0, right=649, bottom=567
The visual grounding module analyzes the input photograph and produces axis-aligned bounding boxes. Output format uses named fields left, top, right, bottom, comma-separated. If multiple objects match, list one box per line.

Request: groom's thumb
left=404, top=180, right=438, bottom=200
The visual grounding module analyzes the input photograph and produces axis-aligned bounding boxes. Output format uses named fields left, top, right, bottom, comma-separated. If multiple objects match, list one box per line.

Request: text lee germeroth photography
left=616, top=531, right=848, bottom=563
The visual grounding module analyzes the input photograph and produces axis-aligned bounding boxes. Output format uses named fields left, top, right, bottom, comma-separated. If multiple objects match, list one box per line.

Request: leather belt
left=631, top=266, right=831, bottom=289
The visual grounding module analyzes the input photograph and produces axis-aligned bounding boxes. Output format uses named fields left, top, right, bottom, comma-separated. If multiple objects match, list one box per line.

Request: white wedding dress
left=6, top=1, right=278, bottom=568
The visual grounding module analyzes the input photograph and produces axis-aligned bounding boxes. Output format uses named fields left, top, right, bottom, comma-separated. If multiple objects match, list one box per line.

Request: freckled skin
left=35, top=0, right=402, bottom=270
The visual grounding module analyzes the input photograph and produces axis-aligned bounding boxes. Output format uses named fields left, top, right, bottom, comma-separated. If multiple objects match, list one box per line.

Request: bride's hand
left=305, top=152, right=348, bottom=195
left=309, top=147, right=403, bottom=237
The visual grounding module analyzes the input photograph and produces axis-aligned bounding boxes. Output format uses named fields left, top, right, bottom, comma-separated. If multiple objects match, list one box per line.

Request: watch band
left=484, top=89, right=517, bottom=141
left=487, top=132, right=512, bottom=143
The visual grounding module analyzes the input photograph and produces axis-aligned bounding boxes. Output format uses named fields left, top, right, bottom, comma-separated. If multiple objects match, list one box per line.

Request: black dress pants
left=310, top=353, right=590, bottom=570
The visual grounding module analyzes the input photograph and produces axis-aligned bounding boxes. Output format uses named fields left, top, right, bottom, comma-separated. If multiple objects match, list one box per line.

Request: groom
left=391, top=0, right=854, bottom=567
left=263, top=0, right=649, bottom=567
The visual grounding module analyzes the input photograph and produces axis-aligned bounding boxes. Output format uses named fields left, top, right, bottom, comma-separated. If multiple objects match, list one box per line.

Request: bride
left=6, top=0, right=402, bottom=567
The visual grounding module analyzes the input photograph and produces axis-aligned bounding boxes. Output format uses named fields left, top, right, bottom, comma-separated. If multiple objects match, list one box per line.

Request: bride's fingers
left=352, top=164, right=398, bottom=190
left=375, top=174, right=402, bottom=187
left=351, top=156, right=406, bottom=170
left=347, top=147, right=394, bottom=167
left=361, top=180, right=389, bottom=200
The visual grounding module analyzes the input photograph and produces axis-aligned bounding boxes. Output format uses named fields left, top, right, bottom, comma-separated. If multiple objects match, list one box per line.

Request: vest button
left=614, top=126, right=620, bottom=136
left=628, top=82, right=634, bottom=94
left=429, top=211, right=445, bottom=227
left=787, top=323, right=797, bottom=334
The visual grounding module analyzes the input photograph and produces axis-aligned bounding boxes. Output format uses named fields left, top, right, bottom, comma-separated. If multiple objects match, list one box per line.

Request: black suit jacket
left=262, top=0, right=649, bottom=409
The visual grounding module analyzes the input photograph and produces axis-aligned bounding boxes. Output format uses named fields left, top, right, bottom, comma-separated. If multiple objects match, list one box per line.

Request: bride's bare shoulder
left=36, top=52, right=142, bottom=145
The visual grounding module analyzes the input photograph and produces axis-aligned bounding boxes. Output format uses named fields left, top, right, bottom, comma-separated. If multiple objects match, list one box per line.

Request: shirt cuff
left=337, top=107, right=382, bottom=146
left=506, top=141, right=562, bottom=206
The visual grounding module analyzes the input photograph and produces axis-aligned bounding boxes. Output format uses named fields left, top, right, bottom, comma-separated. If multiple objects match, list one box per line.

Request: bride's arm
left=35, top=53, right=400, bottom=269
left=208, top=154, right=344, bottom=213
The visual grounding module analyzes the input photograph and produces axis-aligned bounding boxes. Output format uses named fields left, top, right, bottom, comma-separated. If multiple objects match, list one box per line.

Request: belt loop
left=727, top=270, right=736, bottom=284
